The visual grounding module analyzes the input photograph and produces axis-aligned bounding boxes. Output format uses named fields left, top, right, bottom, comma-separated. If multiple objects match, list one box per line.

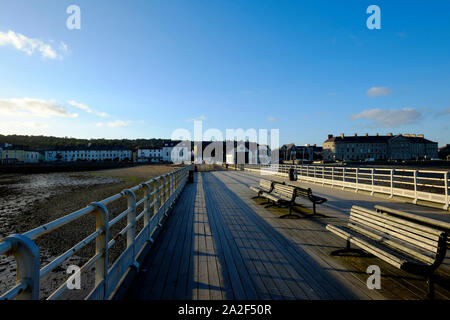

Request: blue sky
left=0, top=0, right=449, bottom=146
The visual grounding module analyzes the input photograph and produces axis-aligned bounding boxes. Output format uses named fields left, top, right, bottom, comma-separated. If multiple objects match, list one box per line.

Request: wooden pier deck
left=125, top=170, right=450, bottom=300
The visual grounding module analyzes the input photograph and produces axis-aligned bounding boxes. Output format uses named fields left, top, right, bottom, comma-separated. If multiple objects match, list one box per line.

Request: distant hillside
left=0, top=134, right=170, bottom=150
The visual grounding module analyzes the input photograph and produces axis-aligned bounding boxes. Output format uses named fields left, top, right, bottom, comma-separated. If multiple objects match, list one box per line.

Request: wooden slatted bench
left=249, top=179, right=274, bottom=198
left=260, top=183, right=298, bottom=218
left=292, top=185, right=327, bottom=216
left=326, top=205, right=447, bottom=298
left=374, top=205, right=450, bottom=249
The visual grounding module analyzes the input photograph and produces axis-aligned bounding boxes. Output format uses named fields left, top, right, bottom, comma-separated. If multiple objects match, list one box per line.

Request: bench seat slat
left=347, top=223, right=436, bottom=265
left=350, top=213, right=440, bottom=254
left=351, top=208, right=441, bottom=243
left=352, top=206, right=444, bottom=237
left=326, top=224, right=407, bottom=269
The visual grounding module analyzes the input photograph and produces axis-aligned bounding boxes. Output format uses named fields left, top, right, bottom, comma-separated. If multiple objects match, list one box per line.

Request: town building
left=1, top=146, right=40, bottom=164
left=162, top=140, right=192, bottom=163
left=438, top=144, right=450, bottom=160
left=192, top=141, right=271, bottom=164
left=134, top=147, right=162, bottom=163
left=322, top=133, right=439, bottom=161
left=44, top=145, right=132, bottom=163
left=279, top=144, right=323, bottom=162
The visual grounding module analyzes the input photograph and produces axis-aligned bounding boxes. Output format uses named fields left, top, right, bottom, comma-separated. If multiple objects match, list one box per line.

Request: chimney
left=340, top=133, right=345, bottom=138
left=387, top=133, right=393, bottom=136
left=327, top=134, right=333, bottom=140
left=418, top=134, right=424, bottom=138
left=313, top=144, right=316, bottom=147
left=353, top=133, right=357, bottom=136
left=398, top=133, right=402, bottom=136
left=364, top=133, right=368, bottom=136
left=376, top=133, right=379, bottom=136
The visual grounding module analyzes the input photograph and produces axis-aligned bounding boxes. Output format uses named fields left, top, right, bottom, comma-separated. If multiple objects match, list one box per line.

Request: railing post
left=331, top=167, right=334, bottom=188
left=355, top=168, right=359, bottom=193
left=141, top=182, right=153, bottom=242
left=4, top=234, right=40, bottom=300
left=123, top=189, right=137, bottom=251
left=342, top=167, right=346, bottom=190
left=390, top=169, right=394, bottom=198
left=444, top=171, right=449, bottom=211
left=371, top=168, right=375, bottom=195
left=413, top=170, right=418, bottom=204
left=91, top=202, right=109, bottom=299
left=321, top=166, right=325, bottom=186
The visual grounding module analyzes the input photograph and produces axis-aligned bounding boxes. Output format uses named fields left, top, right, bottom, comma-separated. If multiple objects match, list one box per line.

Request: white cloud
left=350, top=107, right=423, bottom=128
left=186, top=115, right=206, bottom=122
left=0, top=30, right=68, bottom=60
left=106, top=120, right=132, bottom=128
left=68, top=100, right=109, bottom=117
left=0, top=98, right=78, bottom=118
left=366, top=86, right=392, bottom=97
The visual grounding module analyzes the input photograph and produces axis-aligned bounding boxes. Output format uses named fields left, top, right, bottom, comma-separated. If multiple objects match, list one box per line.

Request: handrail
left=0, top=164, right=193, bottom=300
left=244, top=164, right=450, bottom=211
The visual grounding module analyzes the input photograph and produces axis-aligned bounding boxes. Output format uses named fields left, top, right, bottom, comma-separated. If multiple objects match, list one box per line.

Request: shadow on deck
left=125, top=170, right=450, bottom=300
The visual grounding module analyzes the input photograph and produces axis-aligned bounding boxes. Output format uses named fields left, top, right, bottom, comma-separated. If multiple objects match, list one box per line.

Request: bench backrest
left=295, top=186, right=312, bottom=199
left=349, top=206, right=447, bottom=266
left=272, top=183, right=296, bottom=202
left=375, top=205, right=450, bottom=249
left=259, top=179, right=273, bottom=192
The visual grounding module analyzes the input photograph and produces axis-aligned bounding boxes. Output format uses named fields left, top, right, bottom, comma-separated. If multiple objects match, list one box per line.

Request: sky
left=0, top=0, right=449, bottom=146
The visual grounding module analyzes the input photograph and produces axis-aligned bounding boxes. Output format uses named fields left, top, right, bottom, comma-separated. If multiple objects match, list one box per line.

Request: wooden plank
left=213, top=171, right=349, bottom=299
left=202, top=172, right=259, bottom=299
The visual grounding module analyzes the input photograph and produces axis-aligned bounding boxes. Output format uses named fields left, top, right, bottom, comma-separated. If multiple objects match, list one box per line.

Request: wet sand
left=0, top=165, right=177, bottom=299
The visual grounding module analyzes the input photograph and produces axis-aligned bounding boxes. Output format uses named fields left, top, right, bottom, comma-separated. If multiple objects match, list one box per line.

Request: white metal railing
left=0, top=165, right=193, bottom=300
left=244, top=164, right=450, bottom=211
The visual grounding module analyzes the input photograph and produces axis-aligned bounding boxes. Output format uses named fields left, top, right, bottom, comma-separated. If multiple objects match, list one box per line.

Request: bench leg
left=330, top=240, right=370, bottom=257
left=279, top=205, right=301, bottom=219
left=427, top=274, right=435, bottom=300
left=264, top=202, right=276, bottom=208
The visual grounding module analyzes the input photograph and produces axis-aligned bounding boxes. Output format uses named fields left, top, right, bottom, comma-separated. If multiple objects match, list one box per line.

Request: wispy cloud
left=0, top=30, right=68, bottom=60
left=350, top=107, right=423, bottom=128
left=435, top=108, right=450, bottom=117
left=267, top=117, right=277, bottom=122
left=366, top=86, right=392, bottom=98
left=186, top=115, right=206, bottom=122
left=68, top=100, right=109, bottom=118
left=0, top=98, right=78, bottom=118
left=96, top=120, right=132, bottom=128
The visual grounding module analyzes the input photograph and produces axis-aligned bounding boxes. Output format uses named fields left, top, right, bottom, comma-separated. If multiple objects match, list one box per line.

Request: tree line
left=0, top=135, right=170, bottom=150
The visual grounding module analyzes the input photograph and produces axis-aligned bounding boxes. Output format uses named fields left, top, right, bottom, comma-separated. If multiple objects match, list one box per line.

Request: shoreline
left=0, top=165, right=178, bottom=299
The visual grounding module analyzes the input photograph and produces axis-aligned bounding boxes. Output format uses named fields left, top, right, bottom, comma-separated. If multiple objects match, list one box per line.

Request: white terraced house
left=135, top=147, right=162, bottom=163
left=44, top=146, right=132, bottom=163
